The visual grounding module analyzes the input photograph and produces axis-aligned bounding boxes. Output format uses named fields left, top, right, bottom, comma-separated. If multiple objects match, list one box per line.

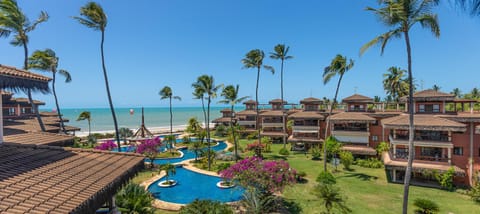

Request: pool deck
left=140, top=139, right=234, bottom=211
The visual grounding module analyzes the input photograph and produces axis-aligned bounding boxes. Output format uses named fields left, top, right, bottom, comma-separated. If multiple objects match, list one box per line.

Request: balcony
left=262, top=122, right=283, bottom=128
left=389, top=135, right=453, bottom=148
left=238, top=120, right=256, bottom=126
left=292, top=126, right=319, bottom=133
left=332, top=130, right=369, bottom=144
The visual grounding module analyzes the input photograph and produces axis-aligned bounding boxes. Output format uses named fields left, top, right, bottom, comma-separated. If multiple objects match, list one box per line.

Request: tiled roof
left=260, top=110, right=284, bottom=116
left=400, top=89, right=455, bottom=102
left=342, top=145, right=377, bottom=156
left=243, top=100, right=257, bottom=104
left=220, top=108, right=232, bottom=112
left=342, top=94, right=373, bottom=103
left=300, top=97, right=322, bottom=104
left=0, top=65, right=51, bottom=82
left=4, top=119, right=62, bottom=133
left=329, top=112, right=376, bottom=122
left=236, top=110, right=258, bottom=116
left=0, top=144, right=144, bottom=213
left=11, top=98, right=45, bottom=105
left=0, top=64, right=51, bottom=92
left=212, top=117, right=231, bottom=123
left=288, top=111, right=324, bottom=119
left=269, top=99, right=287, bottom=104
left=381, top=114, right=467, bottom=132
left=3, top=132, right=74, bottom=147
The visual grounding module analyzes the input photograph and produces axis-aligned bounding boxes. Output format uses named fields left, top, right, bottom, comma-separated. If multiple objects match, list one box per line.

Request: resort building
left=260, top=99, right=289, bottom=143
left=381, top=89, right=480, bottom=186
left=212, top=108, right=233, bottom=127
left=236, top=100, right=261, bottom=135
left=288, top=97, right=325, bottom=149
left=1, top=90, right=44, bottom=119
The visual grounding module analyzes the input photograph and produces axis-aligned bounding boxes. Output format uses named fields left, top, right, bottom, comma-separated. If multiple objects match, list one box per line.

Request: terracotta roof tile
left=300, top=97, right=323, bottom=104
left=381, top=114, right=466, bottom=132
left=243, top=100, right=257, bottom=104
left=400, top=89, right=455, bottom=102
left=329, top=112, right=376, bottom=122
left=288, top=111, right=324, bottom=119
left=268, top=99, right=287, bottom=104
left=0, top=144, right=144, bottom=213
left=342, top=94, right=373, bottom=103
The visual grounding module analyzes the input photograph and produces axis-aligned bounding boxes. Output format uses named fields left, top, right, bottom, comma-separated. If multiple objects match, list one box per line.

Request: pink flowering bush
left=95, top=140, right=117, bottom=151
left=220, top=157, right=296, bottom=193
left=137, top=137, right=162, bottom=167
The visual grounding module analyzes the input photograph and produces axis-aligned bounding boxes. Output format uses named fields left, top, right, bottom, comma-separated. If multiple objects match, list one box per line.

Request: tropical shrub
left=246, top=141, right=265, bottom=157
left=311, top=147, right=322, bottom=160
left=356, top=158, right=383, bottom=168
left=137, top=137, right=162, bottom=168
left=261, top=137, right=272, bottom=152
left=247, top=130, right=260, bottom=140
left=116, top=183, right=155, bottom=214
left=322, top=137, right=342, bottom=161
left=413, top=198, right=440, bottom=214
left=316, top=171, right=336, bottom=185
left=216, top=162, right=231, bottom=173
left=94, top=140, right=117, bottom=151
left=296, top=171, right=307, bottom=182
left=279, top=147, right=290, bottom=156
left=242, top=188, right=278, bottom=214
left=339, top=151, right=354, bottom=170
left=312, top=183, right=351, bottom=214
left=436, top=167, right=455, bottom=191
left=179, top=199, right=233, bottom=214
left=159, top=163, right=176, bottom=184
left=469, top=181, right=480, bottom=203
left=214, top=124, right=228, bottom=137
left=376, top=141, right=390, bottom=155
left=220, top=157, right=296, bottom=193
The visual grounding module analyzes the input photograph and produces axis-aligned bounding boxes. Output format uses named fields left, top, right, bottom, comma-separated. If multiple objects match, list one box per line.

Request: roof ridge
left=1, top=143, right=144, bottom=157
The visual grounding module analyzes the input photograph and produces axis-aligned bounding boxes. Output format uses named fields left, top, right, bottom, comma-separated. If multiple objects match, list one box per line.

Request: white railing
left=292, top=126, right=319, bottom=132
left=262, top=122, right=283, bottom=128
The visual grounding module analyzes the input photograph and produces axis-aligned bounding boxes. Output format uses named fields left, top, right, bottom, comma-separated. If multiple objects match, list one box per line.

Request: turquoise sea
left=45, top=107, right=225, bottom=135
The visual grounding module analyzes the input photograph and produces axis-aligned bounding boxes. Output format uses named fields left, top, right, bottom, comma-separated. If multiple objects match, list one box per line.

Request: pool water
left=152, top=141, right=227, bottom=165
left=148, top=166, right=244, bottom=204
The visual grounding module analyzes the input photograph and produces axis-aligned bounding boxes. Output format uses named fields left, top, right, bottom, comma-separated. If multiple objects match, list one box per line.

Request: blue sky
left=1, top=0, right=479, bottom=109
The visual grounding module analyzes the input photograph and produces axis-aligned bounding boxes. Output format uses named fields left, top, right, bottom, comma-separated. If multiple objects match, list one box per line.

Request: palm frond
left=263, top=65, right=275, bottom=74
left=58, top=69, right=72, bottom=82
left=173, top=96, right=182, bottom=101
left=416, top=13, right=440, bottom=38
left=25, top=11, right=48, bottom=33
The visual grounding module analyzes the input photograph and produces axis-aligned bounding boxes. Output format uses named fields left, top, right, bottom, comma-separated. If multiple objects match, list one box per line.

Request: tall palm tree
left=219, top=85, right=249, bottom=162
left=322, top=54, right=354, bottom=172
left=0, top=0, right=49, bottom=132
left=28, top=49, right=72, bottom=133
left=193, top=87, right=208, bottom=134
left=77, top=111, right=91, bottom=136
left=241, top=49, right=274, bottom=143
left=73, top=2, right=121, bottom=149
left=270, top=44, right=293, bottom=149
left=432, top=84, right=441, bottom=91
left=452, top=88, right=462, bottom=98
left=159, top=86, right=181, bottom=152
left=360, top=1, right=440, bottom=212
left=192, top=75, right=222, bottom=170
left=383, top=66, right=408, bottom=101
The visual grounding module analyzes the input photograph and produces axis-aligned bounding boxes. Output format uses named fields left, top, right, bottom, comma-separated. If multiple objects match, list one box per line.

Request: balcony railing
left=292, top=126, right=319, bottom=132
left=238, top=121, right=256, bottom=126
left=262, top=122, right=284, bottom=128
left=392, top=135, right=449, bottom=142
left=389, top=135, right=453, bottom=148
left=391, top=152, right=449, bottom=163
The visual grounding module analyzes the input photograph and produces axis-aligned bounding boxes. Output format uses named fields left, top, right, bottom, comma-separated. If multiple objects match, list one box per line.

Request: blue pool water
left=152, top=141, right=227, bottom=165
left=148, top=166, right=244, bottom=204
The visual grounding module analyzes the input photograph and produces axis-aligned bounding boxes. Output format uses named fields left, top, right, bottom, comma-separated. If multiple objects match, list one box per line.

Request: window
left=453, top=147, right=463, bottom=156
left=372, top=135, right=378, bottom=142
left=433, top=104, right=440, bottom=113
left=419, top=104, right=425, bottom=112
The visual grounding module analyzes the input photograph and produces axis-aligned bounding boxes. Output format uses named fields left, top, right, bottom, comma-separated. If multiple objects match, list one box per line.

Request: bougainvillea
left=220, top=157, right=296, bottom=193
left=95, top=140, right=117, bottom=151
left=137, top=137, right=162, bottom=167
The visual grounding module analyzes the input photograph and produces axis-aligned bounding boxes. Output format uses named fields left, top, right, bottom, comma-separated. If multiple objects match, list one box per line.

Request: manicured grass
left=156, top=151, right=182, bottom=158
left=132, top=138, right=479, bottom=213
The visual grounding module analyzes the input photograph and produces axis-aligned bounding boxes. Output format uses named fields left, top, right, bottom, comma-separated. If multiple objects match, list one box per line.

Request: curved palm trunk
left=169, top=97, right=173, bottom=153
left=323, top=74, right=343, bottom=172
left=23, top=42, right=46, bottom=132
left=207, top=96, right=212, bottom=170
left=52, top=72, right=66, bottom=133
left=402, top=29, right=414, bottom=214
left=281, top=59, right=287, bottom=149
left=200, top=96, right=207, bottom=143
left=100, top=30, right=121, bottom=149
left=230, top=104, right=238, bottom=162
left=255, top=66, right=262, bottom=157
left=88, top=119, right=91, bottom=136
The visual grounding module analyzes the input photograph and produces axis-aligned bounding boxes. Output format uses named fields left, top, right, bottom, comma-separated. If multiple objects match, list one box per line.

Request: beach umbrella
left=0, top=65, right=51, bottom=144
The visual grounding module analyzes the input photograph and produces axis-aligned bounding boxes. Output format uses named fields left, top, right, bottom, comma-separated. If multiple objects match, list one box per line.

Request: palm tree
left=455, top=0, right=480, bottom=16
left=383, top=66, right=408, bottom=101
left=219, top=85, right=249, bottom=162
left=322, top=54, right=354, bottom=172
left=241, top=49, right=274, bottom=143
left=186, top=117, right=202, bottom=135
left=159, top=163, right=177, bottom=184
left=119, top=127, right=133, bottom=144
left=115, top=183, right=155, bottom=214
left=77, top=111, right=91, bottom=136
left=0, top=0, right=49, bottom=132
left=189, top=141, right=203, bottom=162
left=159, top=86, right=181, bottom=152
left=452, top=88, right=462, bottom=98
left=192, top=75, right=222, bottom=170
left=432, top=84, right=441, bottom=91
left=360, top=1, right=440, bottom=212
left=28, top=49, right=71, bottom=133
left=313, top=184, right=351, bottom=214
left=471, top=87, right=480, bottom=99
left=270, top=44, right=293, bottom=149
left=73, top=2, right=121, bottom=149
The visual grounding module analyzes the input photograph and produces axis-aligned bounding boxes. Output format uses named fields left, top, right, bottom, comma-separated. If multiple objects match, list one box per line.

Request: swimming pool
left=147, top=166, right=244, bottom=204
left=152, top=141, right=227, bottom=165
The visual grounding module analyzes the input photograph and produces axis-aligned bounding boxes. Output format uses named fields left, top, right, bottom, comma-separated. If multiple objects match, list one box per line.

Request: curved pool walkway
left=141, top=140, right=239, bottom=211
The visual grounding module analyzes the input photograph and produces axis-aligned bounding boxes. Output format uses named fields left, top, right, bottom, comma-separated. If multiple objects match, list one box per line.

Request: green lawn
left=134, top=138, right=479, bottom=214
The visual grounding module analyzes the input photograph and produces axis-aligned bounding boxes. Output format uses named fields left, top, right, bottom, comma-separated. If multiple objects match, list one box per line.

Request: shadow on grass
left=281, top=200, right=303, bottom=214
left=268, top=155, right=288, bottom=160
left=341, top=172, right=378, bottom=181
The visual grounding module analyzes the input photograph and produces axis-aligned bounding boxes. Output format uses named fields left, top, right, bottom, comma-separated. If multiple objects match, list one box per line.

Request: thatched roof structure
left=329, top=112, right=376, bottom=123
left=0, top=143, right=145, bottom=213
left=342, top=94, right=373, bottom=103
left=288, top=111, right=324, bottom=119
left=399, top=89, right=455, bottom=102
left=0, top=64, right=51, bottom=93
left=382, top=114, right=467, bottom=132
left=131, top=108, right=153, bottom=139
